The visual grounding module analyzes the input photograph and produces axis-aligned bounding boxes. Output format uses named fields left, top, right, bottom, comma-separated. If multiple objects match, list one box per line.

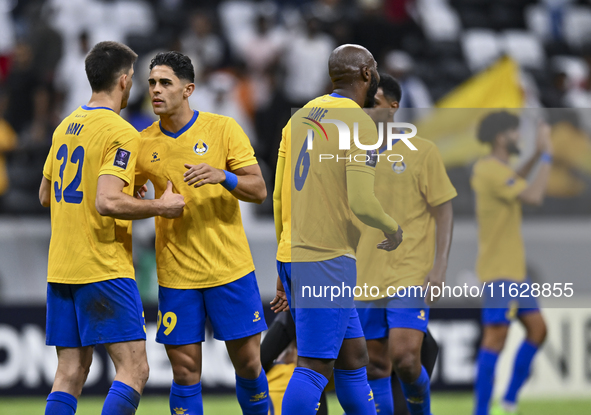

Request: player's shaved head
left=328, top=44, right=374, bottom=83
left=328, top=44, right=380, bottom=107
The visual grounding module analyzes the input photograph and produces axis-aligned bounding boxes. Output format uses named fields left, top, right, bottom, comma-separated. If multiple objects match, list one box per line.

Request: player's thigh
left=46, top=283, right=83, bottom=348
left=518, top=310, right=547, bottom=345
left=226, top=333, right=262, bottom=378
left=203, top=271, right=267, bottom=342
left=156, top=286, right=206, bottom=345
left=105, top=339, right=148, bottom=372
left=73, top=278, right=146, bottom=347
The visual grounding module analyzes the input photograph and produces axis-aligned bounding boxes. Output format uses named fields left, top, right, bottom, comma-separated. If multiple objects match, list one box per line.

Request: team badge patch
left=194, top=140, right=209, bottom=156
left=392, top=161, right=406, bottom=174
left=113, top=148, right=131, bottom=169
left=366, top=149, right=378, bottom=167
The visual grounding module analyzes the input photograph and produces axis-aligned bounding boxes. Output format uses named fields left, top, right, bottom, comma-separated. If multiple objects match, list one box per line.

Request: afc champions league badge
left=392, top=161, right=406, bottom=174
left=194, top=140, right=209, bottom=156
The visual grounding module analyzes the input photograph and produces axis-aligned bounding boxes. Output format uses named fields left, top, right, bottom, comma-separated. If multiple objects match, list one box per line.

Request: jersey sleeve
left=418, top=144, right=458, bottom=206
left=134, top=136, right=149, bottom=187
left=225, top=118, right=258, bottom=171
left=43, top=144, right=54, bottom=180
left=475, top=161, right=528, bottom=202
left=98, top=125, right=140, bottom=186
left=345, top=112, right=378, bottom=176
left=278, top=121, right=290, bottom=159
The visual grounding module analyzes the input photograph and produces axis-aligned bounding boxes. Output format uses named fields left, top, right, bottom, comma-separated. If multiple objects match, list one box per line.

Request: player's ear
left=361, top=65, right=370, bottom=82
left=183, top=82, right=195, bottom=99
left=119, top=73, right=128, bottom=91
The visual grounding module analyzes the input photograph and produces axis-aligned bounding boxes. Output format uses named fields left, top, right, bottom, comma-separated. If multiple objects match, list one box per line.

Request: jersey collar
left=81, top=105, right=115, bottom=112
left=159, top=110, right=199, bottom=138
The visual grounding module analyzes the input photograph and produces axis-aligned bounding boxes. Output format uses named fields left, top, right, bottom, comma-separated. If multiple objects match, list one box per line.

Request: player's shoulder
left=139, top=120, right=161, bottom=139
left=197, top=111, right=235, bottom=128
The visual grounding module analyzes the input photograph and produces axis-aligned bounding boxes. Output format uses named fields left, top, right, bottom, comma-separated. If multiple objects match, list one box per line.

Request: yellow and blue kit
left=136, top=110, right=266, bottom=343
left=43, top=105, right=145, bottom=347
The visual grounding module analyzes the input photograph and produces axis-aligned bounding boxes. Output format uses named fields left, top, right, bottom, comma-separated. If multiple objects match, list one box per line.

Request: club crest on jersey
left=194, top=140, right=209, bottom=156
left=392, top=161, right=406, bottom=174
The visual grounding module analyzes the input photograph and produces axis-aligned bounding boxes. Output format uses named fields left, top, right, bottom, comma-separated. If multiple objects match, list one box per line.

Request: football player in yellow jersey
left=471, top=112, right=552, bottom=415
left=273, top=45, right=403, bottom=415
left=354, top=74, right=456, bottom=415
left=134, top=51, right=269, bottom=415
left=38, top=41, right=185, bottom=415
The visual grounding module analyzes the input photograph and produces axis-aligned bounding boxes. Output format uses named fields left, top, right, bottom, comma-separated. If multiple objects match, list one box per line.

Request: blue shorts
left=277, top=258, right=365, bottom=360
left=46, top=278, right=146, bottom=347
left=156, top=271, right=267, bottom=344
left=356, top=292, right=429, bottom=340
left=481, top=279, right=540, bottom=325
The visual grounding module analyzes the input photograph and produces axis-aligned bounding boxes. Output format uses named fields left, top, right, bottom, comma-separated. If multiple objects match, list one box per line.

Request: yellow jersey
left=356, top=137, right=457, bottom=294
left=471, top=157, right=528, bottom=282
left=277, top=94, right=379, bottom=263
left=43, top=105, right=139, bottom=284
left=136, top=111, right=257, bottom=289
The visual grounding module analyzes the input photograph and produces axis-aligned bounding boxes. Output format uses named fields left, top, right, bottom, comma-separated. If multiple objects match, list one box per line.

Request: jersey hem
left=47, top=274, right=135, bottom=285
left=228, top=159, right=258, bottom=171
left=157, top=265, right=256, bottom=289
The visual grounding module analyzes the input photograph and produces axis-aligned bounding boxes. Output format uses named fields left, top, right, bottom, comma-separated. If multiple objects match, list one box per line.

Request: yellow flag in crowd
left=416, top=56, right=524, bottom=167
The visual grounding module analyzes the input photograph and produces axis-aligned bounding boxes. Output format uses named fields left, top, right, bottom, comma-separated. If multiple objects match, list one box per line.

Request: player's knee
left=171, top=361, right=201, bottom=384
left=136, top=361, right=150, bottom=387
left=366, top=357, right=390, bottom=380
left=391, top=351, right=421, bottom=382
left=527, top=320, right=547, bottom=346
left=233, top=357, right=262, bottom=379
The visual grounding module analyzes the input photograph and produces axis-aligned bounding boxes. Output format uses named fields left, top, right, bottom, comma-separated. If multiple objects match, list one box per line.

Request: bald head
left=328, top=44, right=379, bottom=107
left=328, top=44, right=375, bottom=82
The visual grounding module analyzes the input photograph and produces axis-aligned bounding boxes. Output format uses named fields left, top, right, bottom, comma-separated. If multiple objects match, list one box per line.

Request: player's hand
left=159, top=181, right=185, bottom=218
left=422, top=261, right=446, bottom=305
left=135, top=184, right=148, bottom=199
left=377, top=225, right=403, bottom=251
left=270, top=276, right=289, bottom=313
left=535, top=121, right=553, bottom=156
left=184, top=163, right=226, bottom=187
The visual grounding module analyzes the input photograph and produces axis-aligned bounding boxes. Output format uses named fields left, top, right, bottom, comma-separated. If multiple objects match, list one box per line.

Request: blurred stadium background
left=0, top=0, right=591, bottom=413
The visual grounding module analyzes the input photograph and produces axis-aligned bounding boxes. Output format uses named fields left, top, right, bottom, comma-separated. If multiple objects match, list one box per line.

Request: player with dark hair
left=135, top=51, right=269, bottom=415
left=471, top=111, right=552, bottom=415
left=39, top=41, right=185, bottom=415
left=356, top=73, right=456, bottom=415
left=273, top=44, right=403, bottom=415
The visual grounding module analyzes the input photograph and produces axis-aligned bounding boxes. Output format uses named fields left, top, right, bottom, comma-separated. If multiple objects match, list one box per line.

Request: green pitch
left=1, top=393, right=589, bottom=414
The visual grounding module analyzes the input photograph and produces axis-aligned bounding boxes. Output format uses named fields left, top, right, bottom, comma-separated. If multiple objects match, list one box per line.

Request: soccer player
left=273, top=44, right=403, bottom=415
left=38, top=41, right=185, bottom=415
left=471, top=112, right=552, bottom=415
left=135, top=51, right=269, bottom=415
left=355, top=74, right=456, bottom=415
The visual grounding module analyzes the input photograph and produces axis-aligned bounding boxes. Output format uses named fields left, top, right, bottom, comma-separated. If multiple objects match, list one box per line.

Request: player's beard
left=121, top=84, right=132, bottom=109
left=364, top=74, right=379, bottom=108
left=507, top=141, right=520, bottom=155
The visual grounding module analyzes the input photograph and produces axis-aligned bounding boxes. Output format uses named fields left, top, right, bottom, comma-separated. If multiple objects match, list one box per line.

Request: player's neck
left=87, top=92, right=122, bottom=114
left=331, top=87, right=364, bottom=107
left=159, top=106, right=195, bottom=133
left=491, top=146, right=510, bottom=164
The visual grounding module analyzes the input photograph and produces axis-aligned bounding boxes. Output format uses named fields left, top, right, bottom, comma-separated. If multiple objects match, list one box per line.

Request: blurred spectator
left=0, top=0, right=16, bottom=81
left=54, top=32, right=92, bottom=118
left=3, top=42, right=50, bottom=143
left=384, top=50, right=432, bottom=116
left=0, top=92, right=17, bottom=209
left=282, top=16, right=334, bottom=108
left=180, top=9, right=226, bottom=77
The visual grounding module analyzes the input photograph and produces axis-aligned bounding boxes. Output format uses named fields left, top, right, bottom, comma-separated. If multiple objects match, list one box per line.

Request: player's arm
left=423, top=200, right=454, bottom=304
left=96, top=175, right=185, bottom=220
left=273, top=155, right=286, bottom=244
left=183, top=162, right=267, bottom=204
left=518, top=123, right=553, bottom=206
left=39, top=177, right=51, bottom=207
left=346, top=169, right=403, bottom=250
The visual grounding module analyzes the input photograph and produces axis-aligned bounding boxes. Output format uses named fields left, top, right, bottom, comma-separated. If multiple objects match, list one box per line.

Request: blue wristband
left=540, top=152, right=553, bottom=164
left=221, top=170, right=238, bottom=191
